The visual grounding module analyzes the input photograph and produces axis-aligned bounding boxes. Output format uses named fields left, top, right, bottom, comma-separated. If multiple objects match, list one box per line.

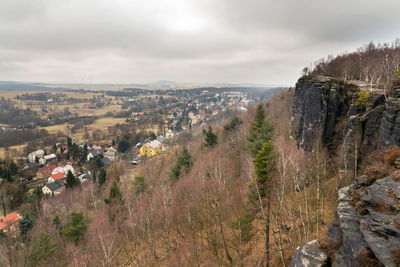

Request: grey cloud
left=0, top=0, right=399, bottom=85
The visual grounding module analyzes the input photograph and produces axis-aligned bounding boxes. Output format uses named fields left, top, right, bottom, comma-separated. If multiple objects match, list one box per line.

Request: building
left=139, top=140, right=166, bottom=157
left=0, top=212, right=22, bottom=233
left=47, top=173, right=65, bottom=183
left=51, top=164, right=74, bottom=176
left=104, top=147, right=119, bottom=162
left=87, top=149, right=104, bottom=161
left=166, top=129, right=175, bottom=139
left=36, top=164, right=57, bottom=178
left=42, top=180, right=65, bottom=195
left=28, top=149, right=45, bottom=163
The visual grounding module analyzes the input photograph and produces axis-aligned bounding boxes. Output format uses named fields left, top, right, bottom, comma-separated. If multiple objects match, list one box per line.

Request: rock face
left=290, top=240, right=328, bottom=267
left=379, top=84, right=400, bottom=147
left=291, top=76, right=355, bottom=151
left=291, top=177, right=400, bottom=267
left=292, top=76, right=400, bottom=152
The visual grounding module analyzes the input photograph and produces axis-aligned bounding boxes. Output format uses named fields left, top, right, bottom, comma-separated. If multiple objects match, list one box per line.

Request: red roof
left=38, top=164, right=57, bottom=174
left=0, top=212, right=22, bottom=231
left=51, top=173, right=65, bottom=180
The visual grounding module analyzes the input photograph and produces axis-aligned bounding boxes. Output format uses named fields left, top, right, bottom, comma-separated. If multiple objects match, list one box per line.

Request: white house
left=51, top=164, right=74, bottom=175
left=44, top=153, right=57, bottom=162
left=87, top=149, right=104, bottom=161
left=104, top=147, right=119, bottom=162
left=28, top=150, right=45, bottom=163
left=166, top=129, right=175, bottom=139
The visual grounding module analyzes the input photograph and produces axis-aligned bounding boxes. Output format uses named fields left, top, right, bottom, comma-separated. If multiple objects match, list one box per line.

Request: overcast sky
left=0, top=0, right=399, bottom=85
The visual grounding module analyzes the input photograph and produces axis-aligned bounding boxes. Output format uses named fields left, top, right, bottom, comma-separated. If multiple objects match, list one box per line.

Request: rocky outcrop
left=291, top=177, right=400, bottom=267
left=292, top=76, right=400, bottom=152
left=291, top=76, right=355, bottom=151
left=290, top=240, right=328, bottom=267
left=379, top=84, right=400, bottom=147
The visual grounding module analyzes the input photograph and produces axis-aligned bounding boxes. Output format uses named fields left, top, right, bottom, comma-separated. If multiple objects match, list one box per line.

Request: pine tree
left=224, top=116, right=242, bottom=131
left=61, top=211, right=87, bottom=245
left=105, top=180, right=122, bottom=204
left=65, top=170, right=79, bottom=188
left=247, top=104, right=274, bottom=155
left=92, top=169, right=97, bottom=183
left=169, top=148, right=193, bottom=180
left=9, top=161, right=18, bottom=177
left=251, top=141, right=276, bottom=267
left=133, top=176, right=147, bottom=196
left=202, top=126, right=218, bottom=147
left=98, top=169, right=106, bottom=186
left=20, top=214, right=35, bottom=241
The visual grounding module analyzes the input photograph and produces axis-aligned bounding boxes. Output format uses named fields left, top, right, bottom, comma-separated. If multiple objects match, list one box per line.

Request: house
left=87, top=149, right=104, bottom=161
left=0, top=212, right=22, bottom=233
left=36, top=164, right=57, bottom=178
left=42, top=180, right=65, bottom=195
left=28, top=149, right=45, bottom=163
left=44, top=153, right=57, bottom=162
left=104, top=147, right=119, bottom=162
left=166, top=129, right=175, bottom=139
left=47, top=173, right=65, bottom=183
left=51, top=164, right=74, bottom=175
left=139, top=140, right=166, bottom=157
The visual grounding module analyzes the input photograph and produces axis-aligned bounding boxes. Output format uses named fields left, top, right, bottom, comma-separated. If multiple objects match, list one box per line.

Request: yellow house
left=140, top=140, right=166, bottom=157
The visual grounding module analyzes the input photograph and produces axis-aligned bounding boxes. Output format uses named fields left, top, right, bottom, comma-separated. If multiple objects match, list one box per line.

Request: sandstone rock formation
left=290, top=177, right=400, bottom=267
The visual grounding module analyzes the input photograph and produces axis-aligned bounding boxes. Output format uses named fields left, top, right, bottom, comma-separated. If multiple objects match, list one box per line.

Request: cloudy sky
left=0, top=0, right=399, bottom=85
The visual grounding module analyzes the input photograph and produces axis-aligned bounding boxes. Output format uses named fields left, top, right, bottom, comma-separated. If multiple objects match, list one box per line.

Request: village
left=0, top=86, right=281, bottom=234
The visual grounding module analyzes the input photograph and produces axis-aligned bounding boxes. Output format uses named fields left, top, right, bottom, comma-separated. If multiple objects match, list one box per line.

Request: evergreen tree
left=133, top=176, right=147, bottom=196
left=202, top=126, right=218, bottom=147
left=67, top=137, right=73, bottom=148
left=9, top=161, right=18, bottom=177
left=251, top=141, right=276, bottom=267
left=65, top=170, right=79, bottom=188
left=98, top=169, right=106, bottom=186
left=105, top=180, right=122, bottom=204
left=92, top=169, right=97, bottom=183
left=61, top=211, right=87, bottom=245
left=169, top=148, right=193, bottom=180
left=224, top=116, right=242, bottom=131
left=247, top=104, right=274, bottom=155
left=28, top=233, right=61, bottom=267
left=20, top=214, right=35, bottom=241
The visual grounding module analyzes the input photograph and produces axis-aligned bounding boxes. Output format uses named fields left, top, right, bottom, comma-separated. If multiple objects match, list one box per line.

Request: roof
left=38, top=164, right=57, bottom=173
left=89, top=149, right=104, bottom=156
left=44, top=153, right=57, bottom=160
left=50, top=173, right=65, bottom=180
left=146, top=140, right=164, bottom=149
left=0, top=212, right=22, bottom=230
left=45, top=180, right=65, bottom=191
left=30, top=149, right=44, bottom=156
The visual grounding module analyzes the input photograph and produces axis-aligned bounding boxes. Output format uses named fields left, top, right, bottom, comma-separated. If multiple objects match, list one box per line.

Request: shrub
left=355, top=247, right=380, bottom=267
left=354, top=88, right=370, bottom=107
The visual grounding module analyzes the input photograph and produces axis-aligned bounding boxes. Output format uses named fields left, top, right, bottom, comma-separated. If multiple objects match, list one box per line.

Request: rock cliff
left=292, top=76, right=400, bottom=154
left=291, top=77, right=400, bottom=266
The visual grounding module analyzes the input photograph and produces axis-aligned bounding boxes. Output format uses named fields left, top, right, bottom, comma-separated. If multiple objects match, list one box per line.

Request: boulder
left=290, top=240, right=328, bottom=267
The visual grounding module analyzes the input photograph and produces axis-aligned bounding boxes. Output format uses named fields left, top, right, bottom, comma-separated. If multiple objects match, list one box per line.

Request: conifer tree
left=202, top=126, right=218, bottom=147
left=169, top=148, right=193, bottom=180
left=98, top=169, right=107, bottom=186
left=247, top=104, right=274, bottom=155
left=65, top=170, right=79, bottom=188
left=251, top=141, right=276, bottom=267
left=9, top=161, right=18, bottom=177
